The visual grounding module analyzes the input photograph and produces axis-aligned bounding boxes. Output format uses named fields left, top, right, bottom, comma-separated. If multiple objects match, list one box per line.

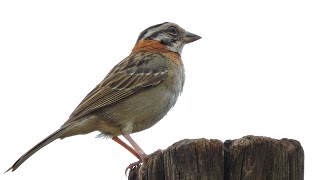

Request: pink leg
left=123, top=134, right=148, bottom=160
left=123, top=134, right=150, bottom=176
left=112, top=136, right=140, bottom=159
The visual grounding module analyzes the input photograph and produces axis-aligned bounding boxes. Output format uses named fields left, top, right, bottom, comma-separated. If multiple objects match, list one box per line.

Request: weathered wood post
left=128, top=136, right=304, bottom=180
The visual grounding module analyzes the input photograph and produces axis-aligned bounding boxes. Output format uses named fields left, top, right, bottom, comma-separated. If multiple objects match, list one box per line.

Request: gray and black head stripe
left=136, top=22, right=168, bottom=43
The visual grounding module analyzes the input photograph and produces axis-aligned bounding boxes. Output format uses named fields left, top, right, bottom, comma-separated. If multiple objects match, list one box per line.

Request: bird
left=6, top=22, right=201, bottom=175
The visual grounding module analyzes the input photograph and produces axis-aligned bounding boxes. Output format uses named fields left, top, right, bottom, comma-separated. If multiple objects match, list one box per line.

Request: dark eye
left=167, top=26, right=178, bottom=35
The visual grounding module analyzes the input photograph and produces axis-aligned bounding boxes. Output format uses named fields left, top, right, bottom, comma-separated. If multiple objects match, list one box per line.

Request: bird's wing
left=65, top=52, right=168, bottom=123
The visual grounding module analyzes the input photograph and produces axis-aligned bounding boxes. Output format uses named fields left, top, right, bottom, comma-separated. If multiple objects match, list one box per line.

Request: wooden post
left=128, top=136, right=304, bottom=180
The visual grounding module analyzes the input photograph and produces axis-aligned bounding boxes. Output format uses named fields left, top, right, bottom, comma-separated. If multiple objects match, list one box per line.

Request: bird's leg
left=112, top=136, right=145, bottom=176
left=123, top=134, right=147, bottom=160
left=112, top=135, right=151, bottom=176
left=123, top=134, right=150, bottom=177
left=111, top=137, right=140, bottom=159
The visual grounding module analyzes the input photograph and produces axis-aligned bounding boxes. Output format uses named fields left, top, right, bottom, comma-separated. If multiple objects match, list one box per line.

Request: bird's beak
left=183, top=31, right=201, bottom=44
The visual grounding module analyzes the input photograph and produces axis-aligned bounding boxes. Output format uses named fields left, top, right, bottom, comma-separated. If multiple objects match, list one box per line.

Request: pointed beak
left=183, top=31, right=201, bottom=44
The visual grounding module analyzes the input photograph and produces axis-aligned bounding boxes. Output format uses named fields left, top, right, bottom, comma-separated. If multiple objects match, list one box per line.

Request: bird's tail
left=5, top=123, right=75, bottom=172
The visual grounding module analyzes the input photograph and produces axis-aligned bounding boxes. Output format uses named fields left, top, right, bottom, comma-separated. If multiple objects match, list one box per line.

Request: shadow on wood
left=128, top=135, right=304, bottom=180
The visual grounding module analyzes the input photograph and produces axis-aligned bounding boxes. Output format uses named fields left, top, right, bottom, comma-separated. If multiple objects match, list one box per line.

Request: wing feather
left=65, top=52, right=168, bottom=123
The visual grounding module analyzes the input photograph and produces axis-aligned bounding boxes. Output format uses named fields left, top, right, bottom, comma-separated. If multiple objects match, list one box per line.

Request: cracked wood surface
left=128, top=136, right=304, bottom=180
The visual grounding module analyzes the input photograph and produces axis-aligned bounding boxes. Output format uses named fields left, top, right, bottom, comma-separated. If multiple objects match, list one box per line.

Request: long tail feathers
left=5, top=123, right=74, bottom=173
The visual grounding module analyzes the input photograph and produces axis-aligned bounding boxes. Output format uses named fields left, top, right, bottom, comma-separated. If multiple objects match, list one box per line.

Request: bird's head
left=133, top=22, right=201, bottom=55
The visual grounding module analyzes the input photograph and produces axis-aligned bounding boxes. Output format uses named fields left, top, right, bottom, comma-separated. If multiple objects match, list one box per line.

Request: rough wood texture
left=224, top=136, right=304, bottom=180
left=128, top=136, right=304, bottom=180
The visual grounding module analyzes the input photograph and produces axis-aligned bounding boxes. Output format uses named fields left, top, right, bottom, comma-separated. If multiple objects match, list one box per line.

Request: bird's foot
left=125, top=152, right=149, bottom=176
left=125, top=159, right=142, bottom=176
left=125, top=149, right=164, bottom=177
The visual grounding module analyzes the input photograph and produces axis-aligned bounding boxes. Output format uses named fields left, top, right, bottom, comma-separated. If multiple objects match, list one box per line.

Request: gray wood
left=128, top=136, right=304, bottom=180
left=224, top=136, right=304, bottom=180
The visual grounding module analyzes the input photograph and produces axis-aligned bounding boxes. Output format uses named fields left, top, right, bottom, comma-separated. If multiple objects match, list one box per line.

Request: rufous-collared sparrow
left=6, top=22, right=201, bottom=176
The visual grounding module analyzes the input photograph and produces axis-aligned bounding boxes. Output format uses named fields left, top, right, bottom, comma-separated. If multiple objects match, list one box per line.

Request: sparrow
left=6, top=22, right=201, bottom=175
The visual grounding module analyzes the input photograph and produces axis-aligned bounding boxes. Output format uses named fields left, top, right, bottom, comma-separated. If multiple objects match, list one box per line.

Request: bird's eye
left=167, top=26, right=178, bottom=35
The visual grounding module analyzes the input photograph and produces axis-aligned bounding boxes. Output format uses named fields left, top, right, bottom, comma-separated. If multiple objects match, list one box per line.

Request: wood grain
left=128, top=136, right=304, bottom=180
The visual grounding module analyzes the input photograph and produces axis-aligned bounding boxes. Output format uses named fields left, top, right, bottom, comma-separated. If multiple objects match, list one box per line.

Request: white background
left=1, top=1, right=319, bottom=179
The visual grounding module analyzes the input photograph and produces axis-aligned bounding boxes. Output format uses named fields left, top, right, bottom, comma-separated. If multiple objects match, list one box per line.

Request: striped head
left=135, top=22, right=201, bottom=55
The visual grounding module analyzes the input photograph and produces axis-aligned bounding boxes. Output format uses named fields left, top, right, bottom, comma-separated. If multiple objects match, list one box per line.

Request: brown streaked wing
left=63, top=52, right=168, bottom=124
